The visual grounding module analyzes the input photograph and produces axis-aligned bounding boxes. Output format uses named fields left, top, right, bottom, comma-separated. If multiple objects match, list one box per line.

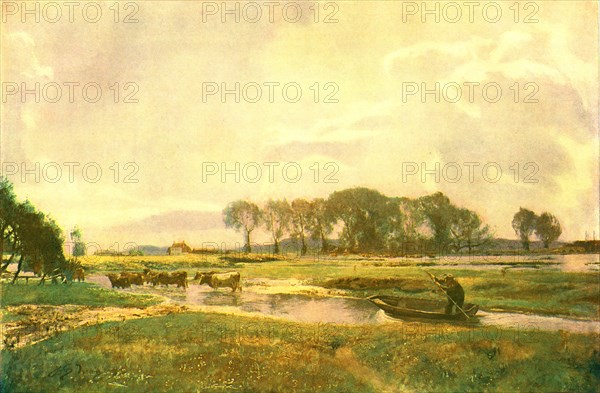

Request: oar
left=424, top=271, right=471, bottom=319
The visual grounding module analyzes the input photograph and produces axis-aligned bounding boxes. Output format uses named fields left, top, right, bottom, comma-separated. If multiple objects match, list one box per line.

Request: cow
left=151, top=272, right=171, bottom=287
left=74, top=268, right=85, bottom=282
left=169, top=271, right=188, bottom=288
left=107, top=273, right=131, bottom=289
left=143, top=269, right=158, bottom=285
left=195, top=271, right=241, bottom=292
left=146, top=271, right=187, bottom=288
left=120, top=272, right=144, bottom=286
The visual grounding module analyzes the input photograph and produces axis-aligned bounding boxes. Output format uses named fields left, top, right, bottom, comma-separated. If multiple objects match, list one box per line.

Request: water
left=185, top=286, right=381, bottom=324
left=88, top=275, right=599, bottom=334
left=477, top=311, right=600, bottom=334
left=422, top=254, right=599, bottom=272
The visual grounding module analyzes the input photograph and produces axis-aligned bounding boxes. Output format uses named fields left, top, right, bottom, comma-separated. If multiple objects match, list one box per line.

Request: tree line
left=0, top=178, right=77, bottom=283
left=512, top=207, right=562, bottom=250
left=223, top=188, right=496, bottom=255
left=224, top=188, right=564, bottom=255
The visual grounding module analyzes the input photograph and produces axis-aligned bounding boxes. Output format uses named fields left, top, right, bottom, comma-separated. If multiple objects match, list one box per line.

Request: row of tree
left=223, top=188, right=495, bottom=255
left=512, top=208, right=562, bottom=250
left=0, top=178, right=75, bottom=283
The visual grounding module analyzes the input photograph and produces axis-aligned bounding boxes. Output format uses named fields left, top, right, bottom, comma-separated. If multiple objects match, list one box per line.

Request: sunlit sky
left=1, top=1, right=598, bottom=249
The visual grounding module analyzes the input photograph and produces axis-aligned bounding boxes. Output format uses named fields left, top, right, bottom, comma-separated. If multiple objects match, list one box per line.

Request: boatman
left=435, top=274, right=465, bottom=315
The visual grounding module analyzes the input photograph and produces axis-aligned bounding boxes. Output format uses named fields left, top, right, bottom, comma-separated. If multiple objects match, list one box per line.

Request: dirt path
left=334, top=346, right=411, bottom=393
left=1, top=303, right=189, bottom=350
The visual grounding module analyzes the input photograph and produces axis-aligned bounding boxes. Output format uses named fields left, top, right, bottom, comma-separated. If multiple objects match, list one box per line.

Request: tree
left=0, top=179, right=68, bottom=284
left=10, top=200, right=41, bottom=283
left=263, top=199, right=292, bottom=254
left=327, top=188, right=391, bottom=252
left=223, top=200, right=262, bottom=253
left=37, top=216, right=68, bottom=283
left=398, top=197, right=426, bottom=244
left=0, top=178, right=18, bottom=271
left=449, top=208, right=493, bottom=253
left=385, top=197, right=427, bottom=254
left=535, top=212, right=562, bottom=248
left=418, top=192, right=457, bottom=251
left=70, top=226, right=86, bottom=258
left=382, top=197, right=405, bottom=254
left=512, top=208, right=537, bottom=251
left=290, top=198, right=311, bottom=255
left=306, top=198, right=335, bottom=253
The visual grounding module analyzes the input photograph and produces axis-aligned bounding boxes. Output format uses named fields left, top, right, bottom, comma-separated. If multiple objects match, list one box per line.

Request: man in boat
left=435, top=274, right=465, bottom=315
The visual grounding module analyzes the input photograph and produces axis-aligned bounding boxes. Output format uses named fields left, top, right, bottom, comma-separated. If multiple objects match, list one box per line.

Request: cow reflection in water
left=195, top=271, right=241, bottom=292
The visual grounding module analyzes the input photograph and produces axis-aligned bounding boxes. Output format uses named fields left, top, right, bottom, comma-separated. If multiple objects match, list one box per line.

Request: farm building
left=167, top=241, right=193, bottom=255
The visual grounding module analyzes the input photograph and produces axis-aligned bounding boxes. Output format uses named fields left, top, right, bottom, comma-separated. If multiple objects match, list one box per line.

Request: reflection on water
left=184, top=285, right=381, bottom=324
left=87, top=274, right=599, bottom=334
left=477, top=311, right=600, bottom=334
left=181, top=286, right=599, bottom=334
left=425, top=253, right=599, bottom=272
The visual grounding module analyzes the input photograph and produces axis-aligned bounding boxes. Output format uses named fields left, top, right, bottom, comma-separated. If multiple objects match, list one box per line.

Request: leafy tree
left=37, top=216, right=68, bottom=283
left=0, top=178, right=68, bottom=284
left=306, top=198, right=335, bottom=253
left=0, top=178, right=18, bottom=271
left=263, top=199, right=292, bottom=254
left=418, top=192, right=457, bottom=251
left=382, top=197, right=405, bottom=254
left=449, top=208, right=493, bottom=253
left=70, top=226, right=86, bottom=258
left=290, top=198, right=311, bottom=255
left=535, top=212, right=562, bottom=248
left=397, top=197, right=426, bottom=243
left=223, top=200, right=262, bottom=253
left=512, top=208, right=538, bottom=251
left=327, top=188, right=390, bottom=252
left=9, top=200, right=38, bottom=282
left=385, top=197, right=427, bottom=254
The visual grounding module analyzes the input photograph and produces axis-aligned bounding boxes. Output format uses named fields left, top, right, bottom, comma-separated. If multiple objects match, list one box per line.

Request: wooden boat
left=368, top=295, right=479, bottom=321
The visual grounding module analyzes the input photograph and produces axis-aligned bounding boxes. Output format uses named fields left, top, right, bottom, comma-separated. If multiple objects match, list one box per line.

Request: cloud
left=383, top=28, right=596, bottom=119
left=4, top=31, right=54, bottom=79
left=109, top=210, right=224, bottom=233
left=269, top=101, right=393, bottom=145
left=2, top=2, right=597, bottom=245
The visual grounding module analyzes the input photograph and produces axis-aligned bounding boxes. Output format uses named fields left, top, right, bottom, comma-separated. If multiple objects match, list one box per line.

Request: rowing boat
left=368, top=295, right=479, bottom=321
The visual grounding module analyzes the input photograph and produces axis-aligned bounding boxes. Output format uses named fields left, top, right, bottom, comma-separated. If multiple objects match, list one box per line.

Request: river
left=88, top=275, right=600, bottom=335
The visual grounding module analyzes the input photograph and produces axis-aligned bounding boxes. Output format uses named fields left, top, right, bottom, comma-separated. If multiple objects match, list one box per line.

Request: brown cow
left=143, top=269, right=158, bottom=285
left=152, top=272, right=170, bottom=286
left=74, top=268, right=85, bottom=282
left=169, top=271, right=188, bottom=288
left=195, top=271, right=241, bottom=292
left=120, top=272, right=144, bottom=286
left=148, top=271, right=187, bottom=288
left=107, top=273, right=131, bottom=289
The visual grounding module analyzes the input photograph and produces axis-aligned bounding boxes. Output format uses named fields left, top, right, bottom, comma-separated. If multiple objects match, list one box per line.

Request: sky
left=1, top=1, right=598, bottom=250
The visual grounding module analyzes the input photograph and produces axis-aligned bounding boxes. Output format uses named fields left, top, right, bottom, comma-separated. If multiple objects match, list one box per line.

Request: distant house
left=167, top=241, right=193, bottom=255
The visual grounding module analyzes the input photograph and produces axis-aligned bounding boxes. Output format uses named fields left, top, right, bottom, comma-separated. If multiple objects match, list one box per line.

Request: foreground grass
left=2, top=311, right=599, bottom=392
left=0, top=282, right=160, bottom=308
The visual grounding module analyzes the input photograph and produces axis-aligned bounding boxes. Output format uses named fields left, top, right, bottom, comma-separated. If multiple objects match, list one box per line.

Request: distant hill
left=137, top=245, right=169, bottom=255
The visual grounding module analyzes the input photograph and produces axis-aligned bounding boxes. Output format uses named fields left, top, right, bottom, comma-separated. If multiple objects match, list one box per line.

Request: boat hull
left=368, top=295, right=479, bottom=321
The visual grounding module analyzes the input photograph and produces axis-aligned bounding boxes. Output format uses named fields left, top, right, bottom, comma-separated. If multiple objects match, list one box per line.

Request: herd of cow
left=106, top=269, right=241, bottom=292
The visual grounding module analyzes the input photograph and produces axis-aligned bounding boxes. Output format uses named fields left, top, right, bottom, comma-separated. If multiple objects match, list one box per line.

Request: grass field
left=1, top=282, right=160, bottom=308
left=2, top=311, right=599, bottom=392
left=2, top=254, right=599, bottom=392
